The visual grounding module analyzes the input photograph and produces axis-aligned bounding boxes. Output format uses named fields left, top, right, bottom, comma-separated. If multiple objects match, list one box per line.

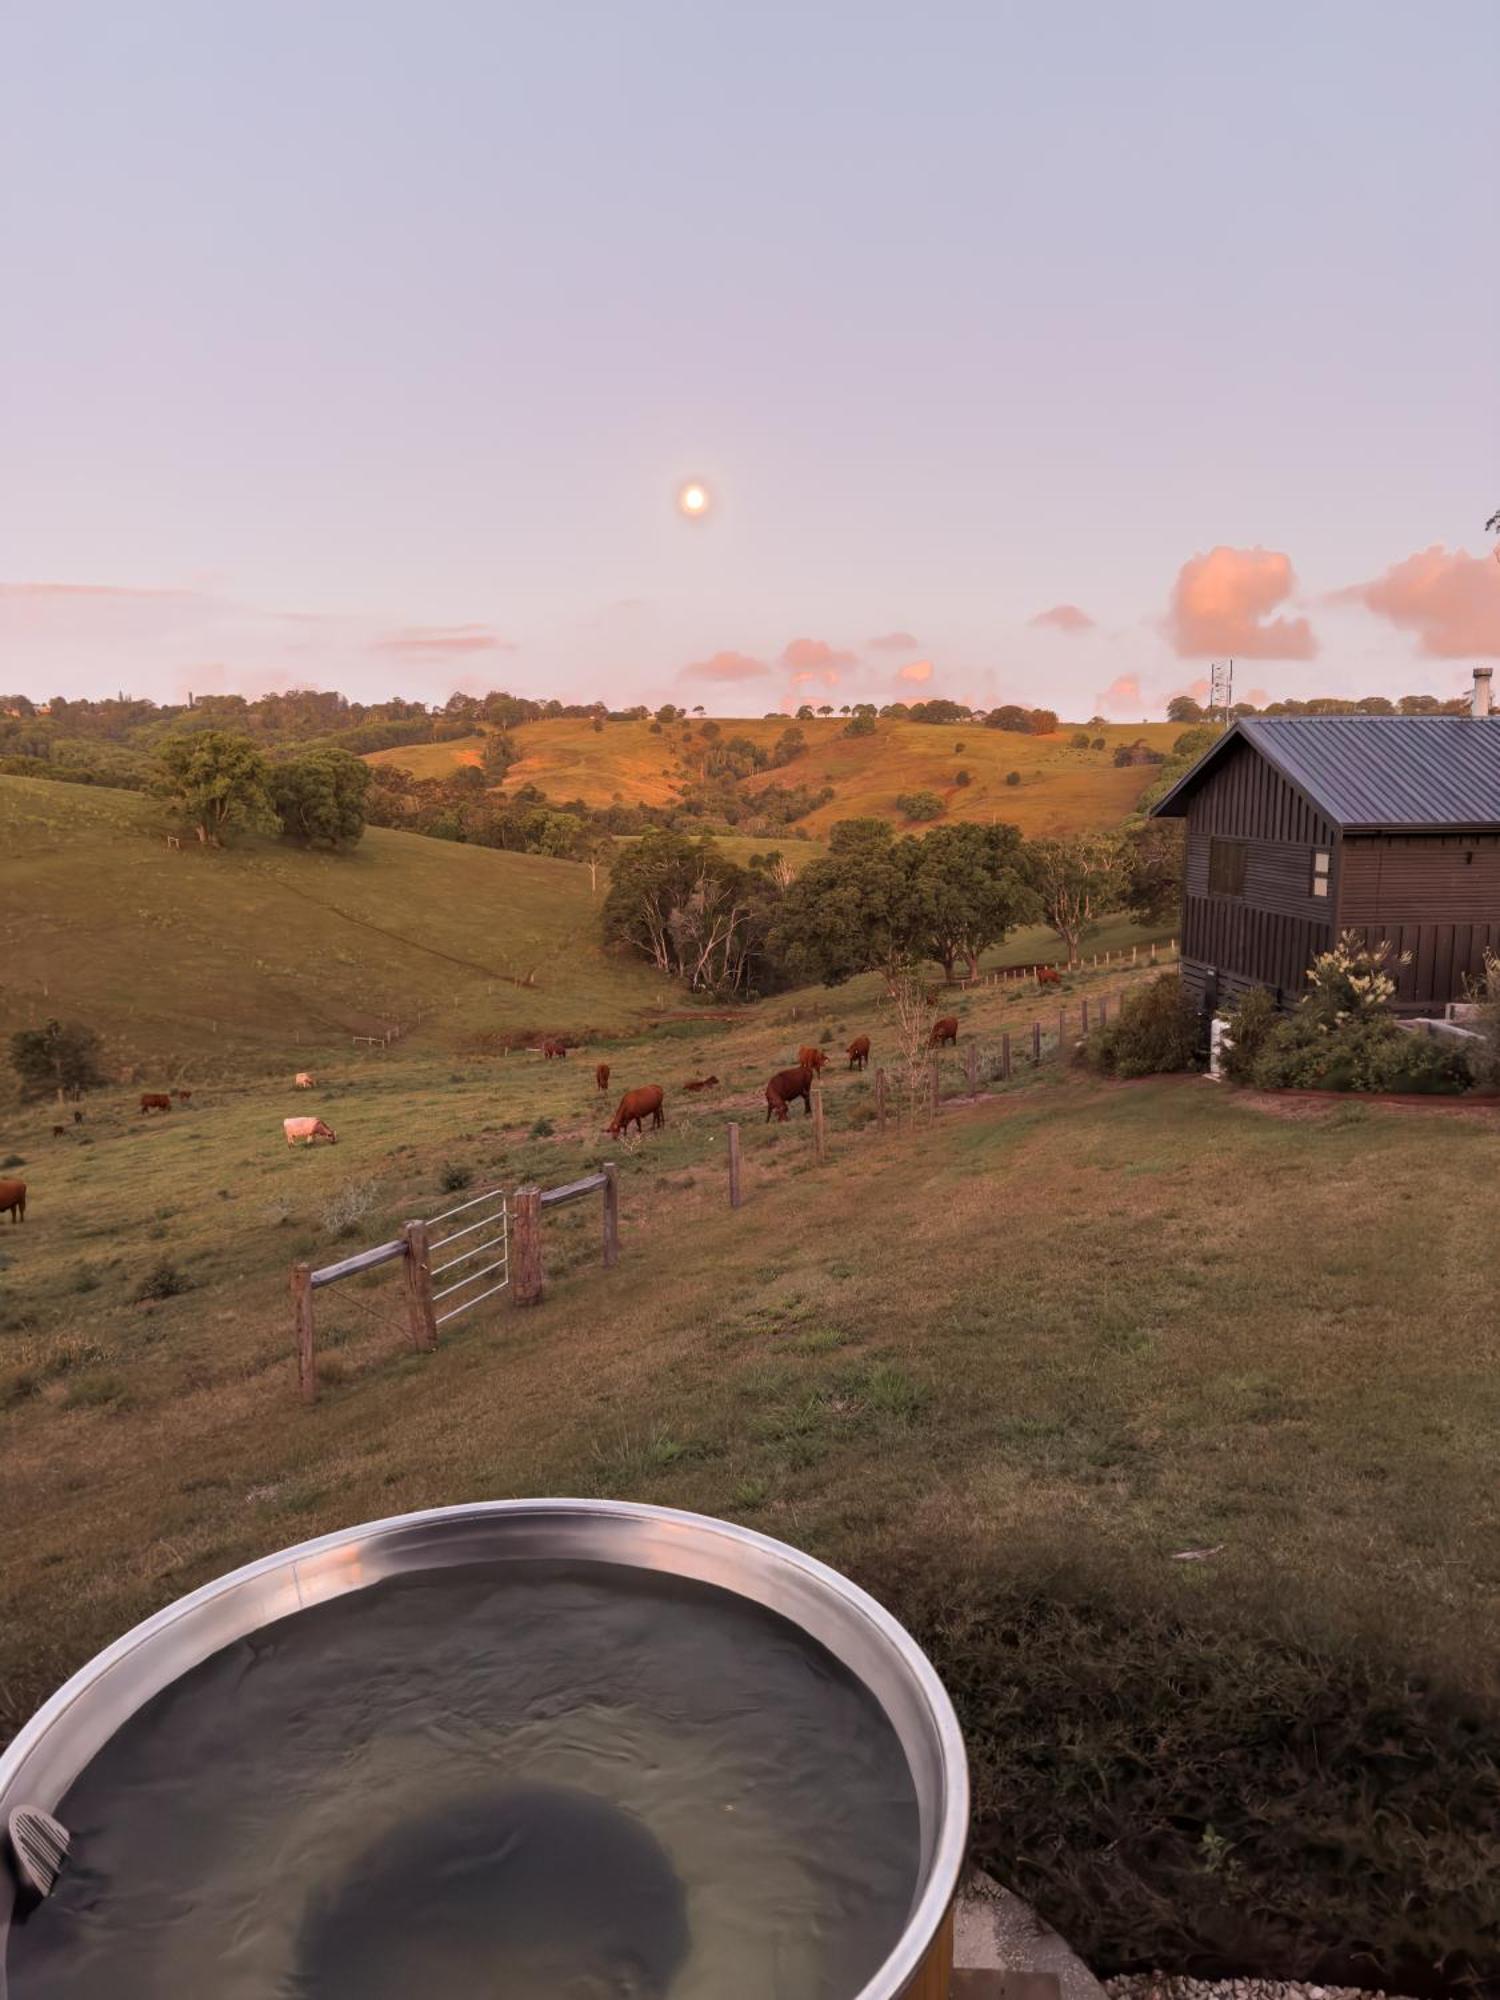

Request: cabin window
left=1311, top=848, right=1331, bottom=898
left=1207, top=837, right=1248, bottom=897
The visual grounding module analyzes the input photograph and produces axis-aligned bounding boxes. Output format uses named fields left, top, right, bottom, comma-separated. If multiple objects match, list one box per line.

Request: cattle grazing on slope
left=174, top=1089, right=192, bottom=1102
left=595, top=1062, right=611, bottom=1093
left=929, top=1017, right=959, bottom=1047
left=0, top=1180, right=26, bottom=1223
left=606, top=1086, right=665, bottom=1138
left=766, top=1065, right=814, bottom=1122
left=541, top=1038, right=568, bottom=1060
left=284, top=1116, right=337, bottom=1147
left=139, top=1093, right=172, bottom=1114
left=52, top=1125, right=66, bottom=1139
left=73, top=1109, right=84, bottom=1124
left=1035, top=966, right=1061, bottom=987
left=796, top=1044, right=827, bottom=1074
left=682, top=1075, right=719, bottom=1091
left=295, top=1072, right=316, bottom=1089
left=846, top=1034, right=871, bottom=1070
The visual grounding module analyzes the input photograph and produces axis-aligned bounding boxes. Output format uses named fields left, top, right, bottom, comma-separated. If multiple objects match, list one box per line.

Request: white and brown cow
left=283, top=1116, right=337, bottom=1147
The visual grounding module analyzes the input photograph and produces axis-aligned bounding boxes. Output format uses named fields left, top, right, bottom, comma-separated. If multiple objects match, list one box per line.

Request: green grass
left=0, top=775, right=673, bottom=1081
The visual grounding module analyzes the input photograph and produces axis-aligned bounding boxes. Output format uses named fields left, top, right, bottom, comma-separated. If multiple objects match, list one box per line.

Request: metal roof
left=1149, top=716, right=1500, bottom=831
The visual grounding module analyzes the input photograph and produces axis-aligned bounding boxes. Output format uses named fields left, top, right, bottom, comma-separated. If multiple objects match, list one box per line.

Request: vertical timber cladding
left=1340, top=833, right=1500, bottom=1006
left=1180, top=736, right=1335, bottom=1002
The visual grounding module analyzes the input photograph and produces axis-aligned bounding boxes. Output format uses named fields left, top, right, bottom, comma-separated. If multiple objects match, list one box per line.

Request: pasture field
left=367, top=713, right=1183, bottom=837
left=1, top=947, right=1497, bottom=1991
left=0, top=776, right=672, bottom=1078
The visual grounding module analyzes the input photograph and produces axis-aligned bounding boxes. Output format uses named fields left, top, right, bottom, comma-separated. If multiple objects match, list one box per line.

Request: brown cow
left=173, top=1088, right=193, bottom=1102
left=846, top=1034, right=871, bottom=1070
left=139, top=1093, right=172, bottom=1114
left=1035, top=965, right=1061, bottom=987
left=929, top=1017, right=959, bottom=1047
left=52, top=1124, right=66, bottom=1139
left=542, top=1038, right=568, bottom=1060
left=607, top=1085, right=664, bottom=1138
left=766, top=1065, right=814, bottom=1122
left=796, top=1044, right=827, bottom=1074
left=595, top=1062, right=611, bottom=1093
left=0, top=1179, right=25, bottom=1223
left=682, top=1075, right=719, bottom=1091
left=73, top=1109, right=84, bottom=1124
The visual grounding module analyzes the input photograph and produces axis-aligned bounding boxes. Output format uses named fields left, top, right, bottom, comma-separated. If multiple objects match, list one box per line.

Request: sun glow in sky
left=0, top=3, right=1495, bottom=716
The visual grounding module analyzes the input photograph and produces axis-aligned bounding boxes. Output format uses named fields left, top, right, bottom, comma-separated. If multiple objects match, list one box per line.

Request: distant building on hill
left=1151, top=670, right=1500, bottom=1014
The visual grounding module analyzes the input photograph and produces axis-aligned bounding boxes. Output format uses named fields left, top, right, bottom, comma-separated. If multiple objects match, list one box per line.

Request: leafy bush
left=1220, top=986, right=1278, bottom=1083
left=1466, top=947, right=1499, bottom=1089
left=1246, top=935, right=1470, bottom=1095
left=1005, top=770, right=1021, bottom=787
left=132, top=1258, right=189, bottom=1302
left=530, top=1116, right=554, bottom=1138
left=894, top=789, right=944, bottom=822
left=437, top=1161, right=473, bottom=1194
left=954, top=768, right=972, bottom=787
left=321, top=1177, right=380, bottom=1238
left=1070, top=731, right=1091, bottom=749
left=1081, top=975, right=1200, bottom=1078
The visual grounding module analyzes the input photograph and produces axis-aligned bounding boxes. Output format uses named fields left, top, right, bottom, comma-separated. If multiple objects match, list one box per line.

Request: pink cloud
left=1097, top=674, right=1142, bottom=713
left=373, top=623, right=516, bottom=656
left=1335, top=546, right=1500, bottom=658
left=896, top=659, right=934, bottom=684
left=679, top=650, right=770, bottom=683
left=1246, top=686, right=1270, bottom=707
left=1172, top=676, right=1211, bottom=703
left=868, top=630, right=919, bottom=653
left=0, top=580, right=197, bottom=601
left=1029, top=603, right=1095, bottom=633
left=1166, top=546, right=1317, bottom=659
left=782, top=637, right=856, bottom=673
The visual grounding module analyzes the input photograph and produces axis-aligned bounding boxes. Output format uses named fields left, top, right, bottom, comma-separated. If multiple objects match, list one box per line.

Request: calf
left=294, top=1072, right=316, bottom=1089
left=595, top=1062, right=611, bottom=1093
left=796, top=1044, right=827, bottom=1074
left=846, top=1034, right=871, bottom=1070
left=541, top=1037, right=568, bottom=1060
left=1035, top=966, right=1061, bottom=988
left=606, top=1086, right=664, bottom=1138
left=682, top=1075, right=719, bottom=1092
left=929, top=1017, right=959, bottom=1047
left=139, top=1093, right=172, bottom=1114
left=0, top=1179, right=25, bottom=1224
left=283, top=1116, right=337, bottom=1147
left=765, top=1065, right=814, bottom=1122
left=174, top=1088, right=193, bottom=1102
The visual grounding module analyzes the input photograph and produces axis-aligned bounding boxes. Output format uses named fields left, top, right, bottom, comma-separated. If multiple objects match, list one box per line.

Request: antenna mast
left=1209, top=658, right=1234, bottom=727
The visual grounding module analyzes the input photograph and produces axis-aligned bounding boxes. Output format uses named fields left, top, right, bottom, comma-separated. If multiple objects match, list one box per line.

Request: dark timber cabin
left=1150, top=672, right=1500, bottom=1014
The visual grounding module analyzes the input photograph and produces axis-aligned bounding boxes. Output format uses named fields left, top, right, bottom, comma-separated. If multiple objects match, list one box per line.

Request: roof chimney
left=1473, top=667, right=1493, bottom=719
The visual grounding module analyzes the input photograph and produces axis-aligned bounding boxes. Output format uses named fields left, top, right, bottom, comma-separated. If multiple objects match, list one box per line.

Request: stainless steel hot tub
left=0, top=1500, right=968, bottom=1999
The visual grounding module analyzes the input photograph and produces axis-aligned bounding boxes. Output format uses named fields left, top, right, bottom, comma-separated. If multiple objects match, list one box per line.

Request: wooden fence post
left=292, top=1262, right=316, bottom=1405
left=512, top=1186, right=544, bottom=1307
left=875, top=1067, right=888, bottom=1134
left=602, top=1161, right=619, bottom=1267
left=812, top=1083, right=826, bottom=1160
left=930, top=1055, right=941, bottom=1116
left=727, top=1122, right=742, bottom=1208
left=1001, top=1030, right=1011, bottom=1080
left=1099, top=997, right=1108, bottom=1027
left=400, top=1220, right=438, bottom=1351
left=1081, top=998, right=1090, bottom=1034
left=1150, top=941, right=1158, bottom=964
left=1058, top=1006, right=1066, bottom=1047
left=1032, top=1019, right=1041, bottom=1064
left=1132, top=944, right=1138, bottom=965
left=966, top=1038, right=978, bottom=1099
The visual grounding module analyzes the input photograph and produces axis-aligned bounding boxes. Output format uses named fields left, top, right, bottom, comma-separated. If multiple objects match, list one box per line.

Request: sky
left=2, top=1, right=1497, bottom=720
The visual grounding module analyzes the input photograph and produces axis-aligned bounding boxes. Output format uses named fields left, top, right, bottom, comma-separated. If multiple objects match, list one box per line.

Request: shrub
left=1090, top=736, right=1105, bottom=750
left=1070, top=731, right=1091, bottom=749
left=1081, top=975, right=1200, bottom=1079
left=1005, top=770, right=1021, bottom=788
left=530, top=1116, right=554, bottom=1138
left=1220, top=986, right=1279, bottom=1084
left=953, top=741, right=965, bottom=754
left=133, top=1258, right=189, bottom=1302
left=1246, top=934, right=1470, bottom=1096
left=1466, top=947, right=1500, bottom=1089
left=437, top=1161, right=473, bottom=1194
left=954, top=768, right=972, bottom=787
left=0, top=1153, right=23, bottom=1170
left=321, top=1177, right=380, bottom=1238
left=895, top=790, right=944, bottom=822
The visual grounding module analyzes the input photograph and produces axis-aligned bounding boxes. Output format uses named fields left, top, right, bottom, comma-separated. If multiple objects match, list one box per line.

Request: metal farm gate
left=426, top=1184, right=510, bottom=1326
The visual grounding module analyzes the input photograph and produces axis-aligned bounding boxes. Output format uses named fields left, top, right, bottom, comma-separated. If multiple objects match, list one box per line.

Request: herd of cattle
left=1, top=1011, right=973, bottom=1224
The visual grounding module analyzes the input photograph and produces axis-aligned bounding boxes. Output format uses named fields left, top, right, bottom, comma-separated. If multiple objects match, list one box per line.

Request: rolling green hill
left=0, top=777, right=672, bottom=1085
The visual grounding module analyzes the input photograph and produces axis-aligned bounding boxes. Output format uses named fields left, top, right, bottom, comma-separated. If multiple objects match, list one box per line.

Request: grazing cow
left=139, top=1093, right=172, bottom=1114
left=846, top=1034, right=871, bottom=1071
left=929, top=1017, right=959, bottom=1048
left=682, top=1075, right=719, bottom=1092
left=796, top=1044, right=827, bottom=1074
left=542, top=1037, right=568, bottom=1060
left=73, top=1109, right=84, bottom=1124
left=596, top=1062, right=610, bottom=1093
left=294, top=1072, right=316, bottom=1089
left=1035, top=966, right=1061, bottom=988
left=283, top=1116, right=337, bottom=1147
left=765, top=1065, right=814, bottom=1122
left=52, top=1124, right=66, bottom=1139
left=174, top=1088, right=193, bottom=1102
left=606, top=1086, right=664, bottom=1138
left=0, top=1180, right=25, bottom=1224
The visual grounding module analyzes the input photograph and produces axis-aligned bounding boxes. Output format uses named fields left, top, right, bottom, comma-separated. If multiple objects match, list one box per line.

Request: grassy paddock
left=1, top=978, right=1497, bottom=1989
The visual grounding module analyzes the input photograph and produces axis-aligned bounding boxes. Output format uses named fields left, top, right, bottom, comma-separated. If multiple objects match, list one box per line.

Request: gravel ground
left=1104, top=1978, right=1417, bottom=2000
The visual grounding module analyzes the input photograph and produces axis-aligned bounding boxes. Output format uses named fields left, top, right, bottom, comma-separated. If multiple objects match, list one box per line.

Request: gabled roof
left=1149, top=716, right=1500, bottom=833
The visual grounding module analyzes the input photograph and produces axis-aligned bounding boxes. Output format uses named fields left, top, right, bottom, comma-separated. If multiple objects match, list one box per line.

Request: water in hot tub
left=7, top=1560, right=922, bottom=1997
